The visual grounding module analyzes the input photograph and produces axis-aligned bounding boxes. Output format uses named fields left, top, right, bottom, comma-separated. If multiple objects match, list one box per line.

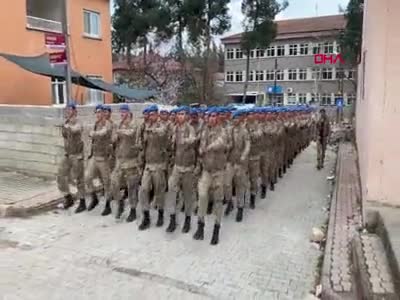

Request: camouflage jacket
left=246, top=121, right=264, bottom=160
left=143, top=121, right=168, bottom=169
left=229, top=123, right=250, bottom=165
left=62, top=117, right=84, bottom=158
left=172, top=122, right=197, bottom=170
left=115, top=118, right=142, bottom=168
left=199, top=124, right=227, bottom=173
left=90, top=120, right=112, bottom=159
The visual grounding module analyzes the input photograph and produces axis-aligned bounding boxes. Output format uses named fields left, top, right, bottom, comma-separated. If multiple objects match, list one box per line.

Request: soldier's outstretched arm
left=241, top=131, right=251, bottom=161
left=207, top=131, right=227, bottom=152
left=91, top=125, right=108, bottom=137
left=182, top=125, right=197, bottom=145
left=68, top=122, right=83, bottom=133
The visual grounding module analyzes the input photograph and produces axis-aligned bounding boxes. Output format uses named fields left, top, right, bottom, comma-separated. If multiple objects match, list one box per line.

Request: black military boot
left=180, top=204, right=185, bottom=213
left=224, top=201, right=234, bottom=216
left=126, top=208, right=136, bottom=222
left=236, top=207, right=244, bottom=222
left=182, top=216, right=191, bottom=233
left=193, top=220, right=205, bottom=240
left=250, top=194, right=256, bottom=209
left=156, top=209, right=164, bottom=227
left=115, top=200, right=124, bottom=219
left=270, top=181, right=275, bottom=191
left=207, top=201, right=213, bottom=215
left=210, top=223, right=220, bottom=245
left=278, top=168, right=283, bottom=178
left=261, top=185, right=267, bottom=199
left=63, top=194, right=74, bottom=209
left=101, top=200, right=112, bottom=216
left=166, top=214, right=177, bottom=233
left=75, top=198, right=86, bottom=213
left=138, top=210, right=151, bottom=230
left=87, top=192, right=99, bottom=211
left=122, top=188, right=128, bottom=200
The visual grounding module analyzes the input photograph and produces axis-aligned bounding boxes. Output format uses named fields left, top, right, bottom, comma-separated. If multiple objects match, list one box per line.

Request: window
left=235, top=71, right=243, bottom=82
left=321, top=94, right=332, bottom=106
left=84, top=10, right=101, bottom=38
left=226, top=49, right=235, bottom=60
left=311, top=93, right=320, bottom=104
left=276, top=70, right=284, bottom=81
left=255, top=70, right=264, bottom=81
left=336, top=67, right=345, bottom=79
left=266, top=70, right=275, bottom=81
left=299, top=43, right=309, bottom=55
left=51, top=77, right=66, bottom=105
left=226, top=71, right=234, bottom=82
left=276, top=45, right=285, bottom=56
left=255, top=48, right=264, bottom=58
left=236, top=48, right=243, bottom=59
left=288, top=69, right=297, bottom=81
left=287, top=93, right=297, bottom=105
left=299, top=69, right=307, bottom=80
left=336, top=43, right=341, bottom=53
left=298, top=93, right=307, bottom=104
left=313, top=43, right=322, bottom=54
left=249, top=50, right=255, bottom=58
left=347, top=70, right=355, bottom=80
left=248, top=71, right=255, bottom=82
left=289, top=44, right=298, bottom=56
left=324, top=42, right=334, bottom=54
left=312, top=68, right=321, bottom=80
left=266, top=46, right=275, bottom=57
left=322, top=68, right=333, bottom=80
left=86, top=76, right=104, bottom=105
left=26, top=0, right=63, bottom=32
left=347, top=94, right=356, bottom=106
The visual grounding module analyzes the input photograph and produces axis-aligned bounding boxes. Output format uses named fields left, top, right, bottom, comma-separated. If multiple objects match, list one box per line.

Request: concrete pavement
left=0, top=143, right=335, bottom=300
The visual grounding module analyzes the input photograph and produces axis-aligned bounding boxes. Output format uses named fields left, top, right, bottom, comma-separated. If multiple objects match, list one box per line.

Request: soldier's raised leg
left=85, top=159, right=100, bottom=211
left=139, top=169, right=152, bottom=230
left=193, top=171, right=211, bottom=241
left=126, top=169, right=140, bottom=222
left=210, top=171, right=224, bottom=245
left=57, top=157, right=74, bottom=209
left=72, top=157, right=86, bottom=213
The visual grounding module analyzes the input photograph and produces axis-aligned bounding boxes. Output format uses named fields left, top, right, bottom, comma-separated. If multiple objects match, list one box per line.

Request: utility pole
left=62, top=0, right=72, bottom=105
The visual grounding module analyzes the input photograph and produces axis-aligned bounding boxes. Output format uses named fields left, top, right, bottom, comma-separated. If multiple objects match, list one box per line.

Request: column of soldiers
left=58, top=102, right=327, bottom=246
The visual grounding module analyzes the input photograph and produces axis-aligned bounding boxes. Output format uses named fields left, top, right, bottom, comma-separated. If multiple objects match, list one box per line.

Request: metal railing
left=26, top=15, right=62, bottom=33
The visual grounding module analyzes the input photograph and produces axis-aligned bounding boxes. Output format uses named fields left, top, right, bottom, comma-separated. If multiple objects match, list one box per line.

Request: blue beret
left=102, top=105, right=112, bottom=112
left=190, top=108, right=198, bottom=115
left=67, top=103, right=76, bottom=110
left=120, top=104, right=130, bottom=112
left=146, top=105, right=158, bottom=113
left=95, top=104, right=103, bottom=112
left=232, top=110, right=244, bottom=119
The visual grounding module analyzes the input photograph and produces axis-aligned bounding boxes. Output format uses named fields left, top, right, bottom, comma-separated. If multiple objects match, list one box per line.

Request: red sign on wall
left=49, top=51, right=67, bottom=65
left=314, top=54, right=345, bottom=65
left=45, top=33, right=66, bottom=49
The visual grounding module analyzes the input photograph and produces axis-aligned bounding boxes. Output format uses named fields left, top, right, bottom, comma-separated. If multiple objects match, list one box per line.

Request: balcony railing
left=26, top=15, right=62, bottom=33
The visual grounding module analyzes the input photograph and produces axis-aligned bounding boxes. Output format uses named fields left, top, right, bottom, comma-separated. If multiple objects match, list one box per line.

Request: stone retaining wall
left=0, top=104, right=158, bottom=178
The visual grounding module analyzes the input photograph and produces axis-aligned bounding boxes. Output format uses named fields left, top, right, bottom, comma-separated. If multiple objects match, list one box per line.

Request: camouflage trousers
left=111, top=160, right=141, bottom=208
left=57, top=155, right=85, bottom=199
left=260, top=150, right=274, bottom=187
left=248, top=158, right=260, bottom=196
left=85, top=157, right=111, bottom=199
left=198, top=170, right=224, bottom=224
left=140, top=165, right=166, bottom=211
left=317, top=139, right=328, bottom=167
left=167, top=166, right=195, bottom=216
left=224, top=162, right=234, bottom=201
left=226, top=164, right=247, bottom=208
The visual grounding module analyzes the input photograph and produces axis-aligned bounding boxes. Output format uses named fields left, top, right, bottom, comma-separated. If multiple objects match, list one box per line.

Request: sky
left=110, top=0, right=349, bottom=43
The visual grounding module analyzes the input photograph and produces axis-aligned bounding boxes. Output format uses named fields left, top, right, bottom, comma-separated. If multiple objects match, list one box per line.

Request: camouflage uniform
left=166, top=122, right=197, bottom=233
left=86, top=120, right=112, bottom=201
left=139, top=120, right=168, bottom=229
left=111, top=118, right=143, bottom=218
left=260, top=119, right=277, bottom=194
left=223, top=120, right=234, bottom=203
left=226, top=122, right=250, bottom=215
left=57, top=117, right=85, bottom=203
left=316, top=115, right=331, bottom=168
left=247, top=120, right=263, bottom=204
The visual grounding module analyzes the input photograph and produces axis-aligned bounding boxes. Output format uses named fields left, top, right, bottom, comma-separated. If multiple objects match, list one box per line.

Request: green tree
left=241, top=0, right=288, bottom=103
left=339, top=0, right=364, bottom=66
left=186, top=0, right=231, bottom=103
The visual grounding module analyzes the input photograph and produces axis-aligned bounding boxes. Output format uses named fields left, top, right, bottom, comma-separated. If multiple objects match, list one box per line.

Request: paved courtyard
left=0, top=144, right=335, bottom=300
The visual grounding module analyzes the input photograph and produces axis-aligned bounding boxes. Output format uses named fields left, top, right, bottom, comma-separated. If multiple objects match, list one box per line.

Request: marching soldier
left=85, top=104, right=113, bottom=215
left=246, top=109, right=263, bottom=209
left=224, top=110, right=250, bottom=222
left=166, top=107, right=197, bottom=233
left=103, top=105, right=117, bottom=172
left=194, top=108, right=228, bottom=245
left=111, top=104, right=143, bottom=222
left=316, top=108, right=331, bottom=169
left=57, top=103, right=86, bottom=212
left=138, top=105, right=168, bottom=230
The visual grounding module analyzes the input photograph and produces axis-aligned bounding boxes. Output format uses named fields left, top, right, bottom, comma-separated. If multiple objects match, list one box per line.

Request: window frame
left=299, top=43, right=309, bottom=55
left=288, top=69, right=297, bottom=81
left=266, top=70, right=275, bottom=81
left=298, top=93, right=307, bottom=104
left=226, top=48, right=235, bottom=60
left=276, top=70, right=284, bottom=81
left=289, top=44, right=298, bottom=56
left=235, top=71, right=243, bottom=82
left=266, top=46, right=275, bottom=57
left=86, top=75, right=104, bottom=105
left=255, top=70, right=265, bottom=82
left=287, top=93, right=297, bottom=105
left=298, top=69, right=307, bottom=80
left=322, top=68, right=333, bottom=80
left=235, top=48, right=243, bottom=59
left=276, top=45, right=285, bottom=57
left=226, top=71, right=234, bottom=82
left=51, top=77, right=66, bottom=105
left=83, top=9, right=101, bottom=39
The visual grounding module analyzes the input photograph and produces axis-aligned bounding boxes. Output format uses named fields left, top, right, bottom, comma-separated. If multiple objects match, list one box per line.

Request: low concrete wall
left=0, top=104, right=154, bottom=178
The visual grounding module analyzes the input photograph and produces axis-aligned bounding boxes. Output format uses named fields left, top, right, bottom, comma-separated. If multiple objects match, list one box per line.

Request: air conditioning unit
left=287, top=88, right=293, bottom=93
